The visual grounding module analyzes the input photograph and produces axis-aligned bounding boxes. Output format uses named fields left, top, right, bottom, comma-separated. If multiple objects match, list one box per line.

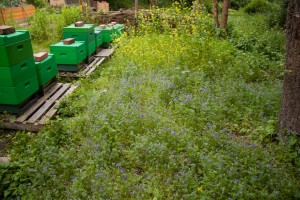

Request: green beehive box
left=95, top=30, right=103, bottom=47
left=35, top=54, right=58, bottom=86
left=0, top=75, right=39, bottom=105
left=0, top=39, right=34, bottom=68
left=87, top=39, right=96, bottom=56
left=95, top=26, right=113, bottom=43
left=63, top=24, right=95, bottom=43
left=0, top=57, right=35, bottom=87
left=0, top=30, right=30, bottom=46
left=50, top=41, right=86, bottom=65
left=114, top=24, right=124, bottom=38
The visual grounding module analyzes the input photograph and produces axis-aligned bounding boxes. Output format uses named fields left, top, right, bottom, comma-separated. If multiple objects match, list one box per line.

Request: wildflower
left=116, top=162, right=122, bottom=167
left=197, top=186, right=203, bottom=192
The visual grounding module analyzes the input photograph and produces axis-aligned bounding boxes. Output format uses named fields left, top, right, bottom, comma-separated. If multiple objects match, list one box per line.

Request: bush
left=265, top=0, right=288, bottom=28
left=26, top=0, right=46, bottom=8
left=0, top=0, right=20, bottom=8
left=105, top=0, right=133, bottom=10
left=29, top=6, right=81, bottom=44
left=244, top=0, right=271, bottom=14
left=231, top=0, right=251, bottom=10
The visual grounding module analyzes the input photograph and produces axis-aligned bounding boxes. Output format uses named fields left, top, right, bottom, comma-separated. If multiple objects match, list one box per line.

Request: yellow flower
left=197, top=186, right=203, bottom=193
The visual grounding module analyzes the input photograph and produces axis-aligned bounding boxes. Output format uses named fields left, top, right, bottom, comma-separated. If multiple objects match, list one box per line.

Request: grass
left=1, top=4, right=300, bottom=199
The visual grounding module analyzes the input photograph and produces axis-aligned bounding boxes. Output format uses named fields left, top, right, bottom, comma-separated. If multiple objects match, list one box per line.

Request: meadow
left=1, top=1, right=300, bottom=199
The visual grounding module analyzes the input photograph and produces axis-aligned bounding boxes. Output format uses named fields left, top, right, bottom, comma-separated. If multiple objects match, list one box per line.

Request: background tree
left=280, top=0, right=300, bottom=133
left=213, top=0, right=230, bottom=29
left=213, top=0, right=219, bottom=27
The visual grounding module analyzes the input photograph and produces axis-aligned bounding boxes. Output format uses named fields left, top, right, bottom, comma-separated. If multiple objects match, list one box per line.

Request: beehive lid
left=95, top=30, right=102, bottom=35
left=50, top=41, right=86, bottom=52
left=0, top=30, right=30, bottom=46
left=63, top=24, right=94, bottom=33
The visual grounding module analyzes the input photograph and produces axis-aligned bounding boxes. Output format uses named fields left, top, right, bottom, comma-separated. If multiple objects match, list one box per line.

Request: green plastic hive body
left=0, top=30, right=39, bottom=106
left=87, top=40, right=96, bottom=56
left=0, top=57, right=35, bottom=87
left=63, top=24, right=96, bottom=56
left=50, top=41, right=87, bottom=65
left=0, top=30, right=30, bottom=46
left=0, top=75, right=39, bottom=105
left=114, top=24, right=124, bottom=39
left=0, top=39, right=34, bottom=68
left=35, top=54, right=58, bottom=86
left=63, top=24, right=95, bottom=42
left=95, top=30, right=103, bottom=47
left=95, top=26, right=113, bottom=43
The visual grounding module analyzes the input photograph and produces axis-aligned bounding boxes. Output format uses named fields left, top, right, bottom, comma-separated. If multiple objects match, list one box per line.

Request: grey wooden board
left=27, top=83, right=70, bottom=124
left=15, top=83, right=62, bottom=123
left=95, top=48, right=114, bottom=57
left=39, top=85, right=78, bottom=125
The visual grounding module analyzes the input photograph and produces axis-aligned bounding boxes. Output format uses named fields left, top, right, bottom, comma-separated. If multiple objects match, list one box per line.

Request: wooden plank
left=26, top=83, right=70, bottom=124
left=15, top=83, right=62, bottom=123
left=0, top=121, right=43, bottom=132
left=81, top=57, right=100, bottom=74
left=95, top=48, right=114, bottom=57
left=39, top=85, right=78, bottom=125
left=85, top=57, right=106, bottom=76
left=95, top=57, right=106, bottom=66
left=85, top=66, right=97, bottom=76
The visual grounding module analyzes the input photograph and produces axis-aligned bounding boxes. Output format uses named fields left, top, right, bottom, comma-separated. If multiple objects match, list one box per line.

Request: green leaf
left=289, top=152, right=298, bottom=159
left=4, top=189, right=11, bottom=198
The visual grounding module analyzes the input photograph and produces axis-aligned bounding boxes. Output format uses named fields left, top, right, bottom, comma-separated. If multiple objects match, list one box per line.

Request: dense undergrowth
left=1, top=2, right=300, bottom=199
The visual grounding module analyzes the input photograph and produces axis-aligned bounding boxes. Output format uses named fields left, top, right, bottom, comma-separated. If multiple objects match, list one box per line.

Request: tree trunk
left=213, top=0, right=219, bottom=28
left=220, top=0, right=230, bottom=29
left=280, top=0, right=300, bottom=133
left=135, top=0, right=138, bottom=18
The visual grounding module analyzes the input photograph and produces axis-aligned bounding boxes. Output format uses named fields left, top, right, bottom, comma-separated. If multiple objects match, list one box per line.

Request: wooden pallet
left=95, top=48, right=114, bottom=57
left=58, top=48, right=114, bottom=78
left=0, top=83, right=77, bottom=132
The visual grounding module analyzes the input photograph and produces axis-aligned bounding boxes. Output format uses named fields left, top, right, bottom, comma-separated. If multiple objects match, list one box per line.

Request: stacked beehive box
left=94, top=24, right=113, bottom=48
left=112, top=22, right=124, bottom=39
left=34, top=52, right=58, bottom=89
left=0, top=26, right=39, bottom=108
left=63, top=22, right=96, bottom=57
left=50, top=38, right=86, bottom=72
left=94, top=28, right=103, bottom=48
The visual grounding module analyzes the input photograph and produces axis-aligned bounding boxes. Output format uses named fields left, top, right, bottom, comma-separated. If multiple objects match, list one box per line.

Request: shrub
left=231, top=0, right=251, bottom=10
left=105, top=0, right=133, bottom=10
left=244, top=0, right=271, bottom=14
left=29, top=6, right=82, bottom=44
left=0, top=0, right=20, bottom=8
left=265, top=0, right=288, bottom=28
left=26, top=0, right=46, bottom=8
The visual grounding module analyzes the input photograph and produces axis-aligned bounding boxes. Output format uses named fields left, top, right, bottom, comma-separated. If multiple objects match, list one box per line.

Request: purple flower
left=121, top=174, right=128, bottom=180
left=116, top=162, right=122, bottom=167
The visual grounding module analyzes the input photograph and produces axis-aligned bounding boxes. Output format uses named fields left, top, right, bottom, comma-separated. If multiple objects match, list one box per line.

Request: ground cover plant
left=1, top=1, right=300, bottom=199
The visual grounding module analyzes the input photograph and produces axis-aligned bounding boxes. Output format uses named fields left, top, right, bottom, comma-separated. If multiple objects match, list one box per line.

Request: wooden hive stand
left=0, top=83, right=77, bottom=132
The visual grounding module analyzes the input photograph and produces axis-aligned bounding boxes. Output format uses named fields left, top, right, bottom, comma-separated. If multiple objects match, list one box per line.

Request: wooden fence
left=0, top=5, right=35, bottom=25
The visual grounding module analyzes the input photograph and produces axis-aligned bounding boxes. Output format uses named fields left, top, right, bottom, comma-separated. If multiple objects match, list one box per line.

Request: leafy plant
left=244, top=0, right=271, bottom=14
left=28, top=6, right=82, bottom=44
left=26, top=0, right=46, bottom=8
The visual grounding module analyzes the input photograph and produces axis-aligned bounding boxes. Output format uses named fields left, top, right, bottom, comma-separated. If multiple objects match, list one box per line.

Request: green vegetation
left=244, top=0, right=271, bottom=14
left=28, top=6, right=82, bottom=46
left=1, top=1, right=300, bottom=199
left=0, top=0, right=21, bottom=8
